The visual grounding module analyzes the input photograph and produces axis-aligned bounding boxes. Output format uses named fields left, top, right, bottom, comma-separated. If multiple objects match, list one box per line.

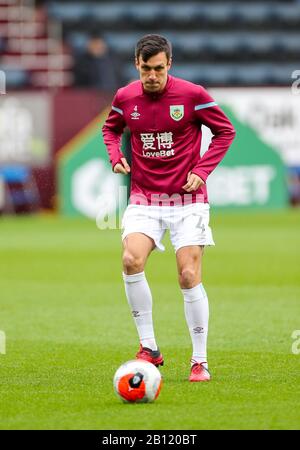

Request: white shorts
left=121, top=203, right=215, bottom=252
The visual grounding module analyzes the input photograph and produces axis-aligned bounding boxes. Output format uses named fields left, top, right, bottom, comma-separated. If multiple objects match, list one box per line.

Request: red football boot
left=136, top=344, right=164, bottom=367
left=189, top=362, right=211, bottom=382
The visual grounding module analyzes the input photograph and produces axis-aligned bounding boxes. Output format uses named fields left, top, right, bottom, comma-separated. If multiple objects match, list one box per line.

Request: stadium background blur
left=0, top=0, right=300, bottom=431
left=0, top=0, right=300, bottom=213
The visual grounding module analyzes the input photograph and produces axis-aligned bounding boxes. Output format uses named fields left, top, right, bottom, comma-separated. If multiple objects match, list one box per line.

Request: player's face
left=135, top=52, right=172, bottom=93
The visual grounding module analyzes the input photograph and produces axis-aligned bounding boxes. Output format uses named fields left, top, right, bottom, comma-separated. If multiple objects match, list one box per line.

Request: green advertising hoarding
left=57, top=112, right=128, bottom=220
left=58, top=92, right=288, bottom=218
left=206, top=106, right=287, bottom=209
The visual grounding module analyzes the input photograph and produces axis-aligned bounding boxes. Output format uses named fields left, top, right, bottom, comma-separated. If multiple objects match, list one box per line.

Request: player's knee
left=179, top=267, right=198, bottom=288
left=122, top=251, right=144, bottom=273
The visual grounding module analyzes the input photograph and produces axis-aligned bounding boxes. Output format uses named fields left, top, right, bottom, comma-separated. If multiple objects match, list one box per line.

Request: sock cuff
left=123, top=271, right=145, bottom=283
left=182, top=283, right=207, bottom=302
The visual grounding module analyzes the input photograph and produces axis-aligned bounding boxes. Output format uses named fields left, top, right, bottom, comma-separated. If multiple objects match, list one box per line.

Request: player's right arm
left=102, top=90, right=130, bottom=174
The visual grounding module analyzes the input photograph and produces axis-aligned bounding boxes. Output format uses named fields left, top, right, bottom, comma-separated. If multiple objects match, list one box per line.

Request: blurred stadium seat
left=0, top=166, right=39, bottom=214
left=233, top=3, right=274, bottom=26
left=47, top=3, right=90, bottom=22
left=65, top=32, right=89, bottom=54
left=271, top=3, right=300, bottom=26
left=2, top=66, right=29, bottom=88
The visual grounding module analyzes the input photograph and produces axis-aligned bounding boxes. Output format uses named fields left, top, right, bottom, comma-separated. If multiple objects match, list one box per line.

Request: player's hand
left=182, top=171, right=204, bottom=192
left=113, top=157, right=131, bottom=174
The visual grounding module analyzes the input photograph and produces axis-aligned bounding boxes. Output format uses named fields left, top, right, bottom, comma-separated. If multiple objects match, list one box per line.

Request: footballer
left=102, top=34, right=236, bottom=382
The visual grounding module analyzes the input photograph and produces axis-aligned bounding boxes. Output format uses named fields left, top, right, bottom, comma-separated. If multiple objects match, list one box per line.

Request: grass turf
left=0, top=210, right=299, bottom=430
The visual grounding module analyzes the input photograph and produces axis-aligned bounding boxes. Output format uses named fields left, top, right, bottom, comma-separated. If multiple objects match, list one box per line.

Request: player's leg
left=169, top=203, right=213, bottom=380
left=176, top=244, right=203, bottom=288
left=122, top=233, right=163, bottom=366
left=123, top=232, right=154, bottom=275
left=176, top=245, right=210, bottom=381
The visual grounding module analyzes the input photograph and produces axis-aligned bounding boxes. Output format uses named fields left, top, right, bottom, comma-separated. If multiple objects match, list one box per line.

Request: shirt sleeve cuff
left=111, top=153, right=125, bottom=170
left=191, top=168, right=209, bottom=183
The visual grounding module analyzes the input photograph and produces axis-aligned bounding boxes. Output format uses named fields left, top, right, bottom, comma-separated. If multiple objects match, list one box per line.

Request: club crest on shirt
left=170, top=105, right=184, bottom=121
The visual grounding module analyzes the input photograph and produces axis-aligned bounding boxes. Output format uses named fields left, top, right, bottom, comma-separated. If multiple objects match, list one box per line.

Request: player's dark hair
left=135, top=34, right=172, bottom=62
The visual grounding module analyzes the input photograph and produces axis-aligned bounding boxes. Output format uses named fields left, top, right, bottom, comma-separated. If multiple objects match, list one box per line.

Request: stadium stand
left=50, top=0, right=300, bottom=87
left=1, top=0, right=299, bottom=87
left=0, top=0, right=73, bottom=88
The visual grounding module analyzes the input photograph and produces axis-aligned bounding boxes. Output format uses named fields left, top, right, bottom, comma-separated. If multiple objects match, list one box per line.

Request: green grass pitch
left=0, top=210, right=299, bottom=430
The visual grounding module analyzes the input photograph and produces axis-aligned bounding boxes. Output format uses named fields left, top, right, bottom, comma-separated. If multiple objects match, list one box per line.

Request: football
left=113, top=359, right=162, bottom=403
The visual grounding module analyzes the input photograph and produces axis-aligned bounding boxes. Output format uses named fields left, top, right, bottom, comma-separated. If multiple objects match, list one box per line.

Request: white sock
left=182, top=283, right=209, bottom=368
left=123, top=271, right=158, bottom=351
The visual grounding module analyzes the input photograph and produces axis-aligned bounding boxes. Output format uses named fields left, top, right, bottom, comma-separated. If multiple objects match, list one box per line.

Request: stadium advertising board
left=0, top=93, right=51, bottom=213
left=58, top=88, right=291, bottom=217
left=0, top=94, right=50, bottom=167
left=204, top=88, right=290, bottom=209
left=211, top=88, right=300, bottom=166
left=57, top=113, right=127, bottom=220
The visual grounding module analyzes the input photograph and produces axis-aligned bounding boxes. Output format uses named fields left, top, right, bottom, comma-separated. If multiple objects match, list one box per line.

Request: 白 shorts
left=121, top=203, right=215, bottom=253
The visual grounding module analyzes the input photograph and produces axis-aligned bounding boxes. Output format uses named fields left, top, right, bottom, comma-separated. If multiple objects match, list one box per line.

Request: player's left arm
left=191, top=86, right=236, bottom=183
